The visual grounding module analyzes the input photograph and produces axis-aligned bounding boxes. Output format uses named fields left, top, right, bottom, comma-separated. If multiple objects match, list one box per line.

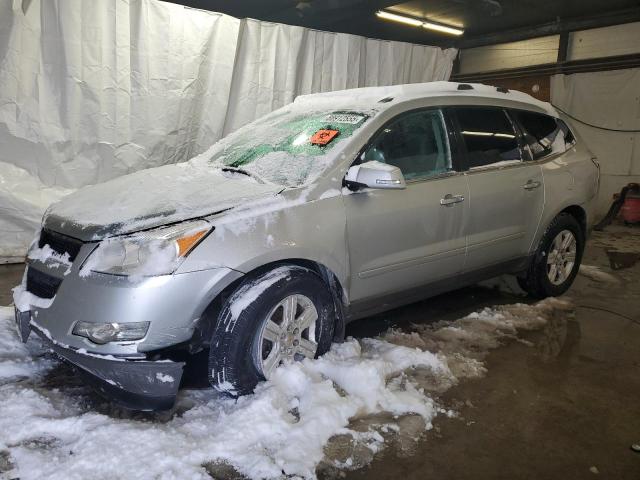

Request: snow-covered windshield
left=207, top=110, right=369, bottom=186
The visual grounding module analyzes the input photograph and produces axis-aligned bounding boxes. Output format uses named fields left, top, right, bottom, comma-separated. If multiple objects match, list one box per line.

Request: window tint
left=362, top=110, right=451, bottom=180
left=456, top=107, right=521, bottom=168
left=513, top=110, right=568, bottom=160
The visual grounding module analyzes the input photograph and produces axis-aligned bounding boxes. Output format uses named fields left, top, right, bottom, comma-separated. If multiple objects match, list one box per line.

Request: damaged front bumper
left=17, top=309, right=185, bottom=411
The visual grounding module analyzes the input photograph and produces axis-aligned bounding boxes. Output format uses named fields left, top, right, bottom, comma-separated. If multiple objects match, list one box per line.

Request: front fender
left=178, top=195, right=350, bottom=297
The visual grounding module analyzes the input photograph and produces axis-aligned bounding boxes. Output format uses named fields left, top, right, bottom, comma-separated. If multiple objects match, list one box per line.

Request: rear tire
left=518, top=213, right=585, bottom=298
left=208, top=265, right=335, bottom=397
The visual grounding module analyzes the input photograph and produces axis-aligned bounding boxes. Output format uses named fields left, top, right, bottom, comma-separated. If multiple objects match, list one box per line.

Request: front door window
left=362, top=110, right=452, bottom=181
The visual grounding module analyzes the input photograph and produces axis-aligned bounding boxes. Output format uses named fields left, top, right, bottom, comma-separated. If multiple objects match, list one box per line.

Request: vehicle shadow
left=346, top=282, right=530, bottom=340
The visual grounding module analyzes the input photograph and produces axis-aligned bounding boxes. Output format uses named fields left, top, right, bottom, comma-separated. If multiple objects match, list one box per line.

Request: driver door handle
left=440, top=194, right=465, bottom=206
left=523, top=180, right=542, bottom=190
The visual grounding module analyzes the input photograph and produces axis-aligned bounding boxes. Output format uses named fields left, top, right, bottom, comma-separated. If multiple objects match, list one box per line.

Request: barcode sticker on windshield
left=324, top=113, right=364, bottom=124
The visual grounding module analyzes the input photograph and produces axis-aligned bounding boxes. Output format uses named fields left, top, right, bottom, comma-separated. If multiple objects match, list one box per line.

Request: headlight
left=81, top=220, right=212, bottom=277
left=73, top=321, right=150, bottom=344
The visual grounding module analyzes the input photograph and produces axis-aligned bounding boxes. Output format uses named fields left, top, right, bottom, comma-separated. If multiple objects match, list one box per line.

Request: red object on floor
left=621, top=193, right=640, bottom=223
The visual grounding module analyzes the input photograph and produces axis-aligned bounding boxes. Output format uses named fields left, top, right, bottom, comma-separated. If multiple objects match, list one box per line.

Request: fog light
left=72, top=321, right=150, bottom=344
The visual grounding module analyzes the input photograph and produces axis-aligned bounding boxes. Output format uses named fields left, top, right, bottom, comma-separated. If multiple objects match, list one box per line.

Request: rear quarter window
left=513, top=110, right=573, bottom=160
left=557, top=119, right=576, bottom=146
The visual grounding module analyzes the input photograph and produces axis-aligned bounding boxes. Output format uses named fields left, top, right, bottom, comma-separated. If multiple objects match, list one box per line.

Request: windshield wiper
left=220, top=166, right=265, bottom=184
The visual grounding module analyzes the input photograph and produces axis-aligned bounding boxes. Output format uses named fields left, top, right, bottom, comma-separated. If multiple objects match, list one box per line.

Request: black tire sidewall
left=208, top=266, right=335, bottom=396
left=532, top=214, right=585, bottom=297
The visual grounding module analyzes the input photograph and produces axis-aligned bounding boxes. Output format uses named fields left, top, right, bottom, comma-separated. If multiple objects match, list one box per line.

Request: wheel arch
left=192, top=258, right=347, bottom=353
left=559, top=204, right=587, bottom=237
left=528, top=202, right=588, bottom=260
left=519, top=204, right=586, bottom=299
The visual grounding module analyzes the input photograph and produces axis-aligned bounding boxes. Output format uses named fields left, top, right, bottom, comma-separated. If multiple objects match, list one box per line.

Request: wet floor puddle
left=606, top=249, right=640, bottom=270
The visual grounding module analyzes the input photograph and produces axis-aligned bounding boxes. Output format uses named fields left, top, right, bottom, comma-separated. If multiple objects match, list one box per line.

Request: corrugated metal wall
left=459, top=22, right=640, bottom=74
left=458, top=36, right=560, bottom=74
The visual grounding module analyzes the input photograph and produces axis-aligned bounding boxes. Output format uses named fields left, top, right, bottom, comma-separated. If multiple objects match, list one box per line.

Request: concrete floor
left=0, top=263, right=22, bottom=306
left=344, top=226, right=640, bottom=480
left=1, top=227, right=639, bottom=478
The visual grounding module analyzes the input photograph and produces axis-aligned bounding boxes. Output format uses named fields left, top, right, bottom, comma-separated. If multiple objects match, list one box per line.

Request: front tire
left=208, top=265, right=335, bottom=396
left=518, top=213, right=585, bottom=298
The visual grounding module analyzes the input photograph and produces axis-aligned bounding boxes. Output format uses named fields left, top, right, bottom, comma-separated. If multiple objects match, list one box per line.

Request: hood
left=44, top=162, right=282, bottom=241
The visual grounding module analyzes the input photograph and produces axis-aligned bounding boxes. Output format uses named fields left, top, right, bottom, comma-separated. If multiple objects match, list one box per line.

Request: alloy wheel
left=255, top=294, right=318, bottom=378
left=546, top=229, right=577, bottom=285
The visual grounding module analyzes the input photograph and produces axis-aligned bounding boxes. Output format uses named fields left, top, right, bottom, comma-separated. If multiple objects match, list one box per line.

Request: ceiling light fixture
left=376, top=10, right=464, bottom=36
left=375, top=10, right=423, bottom=27
left=422, top=21, right=464, bottom=36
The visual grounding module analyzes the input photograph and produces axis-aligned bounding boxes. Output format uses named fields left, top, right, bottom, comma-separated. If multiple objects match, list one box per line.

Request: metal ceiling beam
left=557, top=31, right=569, bottom=64
left=457, top=7, right=640, bottom=49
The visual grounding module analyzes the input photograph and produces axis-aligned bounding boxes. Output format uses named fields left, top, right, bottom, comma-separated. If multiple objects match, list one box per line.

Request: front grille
left=26, top=267, right=63, bottom=299
left=38, top=229, right=83, bottom=262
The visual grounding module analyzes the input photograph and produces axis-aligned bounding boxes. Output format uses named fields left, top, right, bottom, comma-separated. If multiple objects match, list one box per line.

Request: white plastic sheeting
left=551, top=69, right=640, bottom=216
left=223, top=19, right=456, bottom=135
left=0, top=162, right=72, bottom=261
left=0, top=0, right=456, bottom=260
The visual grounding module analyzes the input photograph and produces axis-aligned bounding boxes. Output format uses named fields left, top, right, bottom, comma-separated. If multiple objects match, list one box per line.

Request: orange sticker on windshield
left=310, top=129, right=339, bottom=145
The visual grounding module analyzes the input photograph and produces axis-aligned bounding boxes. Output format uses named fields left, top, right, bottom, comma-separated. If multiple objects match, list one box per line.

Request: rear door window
left=362, top=109, right=452, bottom=181
left=512, top=110, right=569, bottom=160
left=455, top=107, right=522, bottom=168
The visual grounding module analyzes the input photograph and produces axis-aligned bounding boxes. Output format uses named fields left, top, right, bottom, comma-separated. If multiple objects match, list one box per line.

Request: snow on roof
left=294, top=81, right=557, bottom=117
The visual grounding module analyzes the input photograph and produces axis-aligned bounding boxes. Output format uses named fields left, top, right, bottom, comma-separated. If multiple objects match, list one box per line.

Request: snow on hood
left=42, top=102, right=379, bottom=242
left=43, top=162, right=282, bottom=241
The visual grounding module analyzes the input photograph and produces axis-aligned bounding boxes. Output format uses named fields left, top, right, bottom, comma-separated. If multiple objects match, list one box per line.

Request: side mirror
left=344, top=161, right=406, bottom=191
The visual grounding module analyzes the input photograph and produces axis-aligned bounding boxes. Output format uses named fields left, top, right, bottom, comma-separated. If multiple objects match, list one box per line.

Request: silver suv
left=13, top=82, right=599, bottom=410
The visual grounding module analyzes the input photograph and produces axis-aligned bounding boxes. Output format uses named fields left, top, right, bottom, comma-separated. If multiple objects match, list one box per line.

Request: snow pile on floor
left=0, top=298, right=571, bottom=480
left=0, top=308, right=56, bottom=384
left=579, top=264, right=620, bottom=284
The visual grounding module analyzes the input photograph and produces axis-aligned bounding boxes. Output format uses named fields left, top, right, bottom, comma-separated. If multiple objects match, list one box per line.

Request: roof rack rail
left=457, top=83, right=474, bottom=91
left=496, top=87, right=509, bottom=93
